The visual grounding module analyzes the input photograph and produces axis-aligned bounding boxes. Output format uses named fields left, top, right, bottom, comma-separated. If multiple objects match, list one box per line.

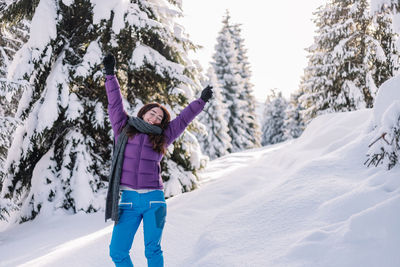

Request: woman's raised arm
left=164, top=85, right=213, bottom=145
left=103, top=54, right=127, bottom=134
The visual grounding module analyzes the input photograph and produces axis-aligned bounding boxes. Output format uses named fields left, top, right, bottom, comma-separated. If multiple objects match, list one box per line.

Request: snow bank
left=366, top=73, right=400, bottom=169
left=373, top=74, right=400, bottom=127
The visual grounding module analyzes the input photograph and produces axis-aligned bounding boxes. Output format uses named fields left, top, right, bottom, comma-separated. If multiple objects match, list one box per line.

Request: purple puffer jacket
left=105, top=75, right=205, bottom=189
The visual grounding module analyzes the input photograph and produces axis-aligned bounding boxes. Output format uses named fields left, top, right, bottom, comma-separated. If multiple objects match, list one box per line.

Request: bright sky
left=180, top=0, right=326, bottom=102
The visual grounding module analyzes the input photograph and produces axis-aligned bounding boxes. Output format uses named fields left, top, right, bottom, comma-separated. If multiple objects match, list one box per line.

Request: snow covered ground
left=1, top=108, right=399, bottom=267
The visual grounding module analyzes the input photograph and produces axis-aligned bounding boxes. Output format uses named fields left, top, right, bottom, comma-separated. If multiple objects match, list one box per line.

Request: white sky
left=180, top=0, right=326, bottom=102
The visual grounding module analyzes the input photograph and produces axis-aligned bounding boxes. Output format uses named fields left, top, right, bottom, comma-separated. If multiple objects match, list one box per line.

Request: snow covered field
left=1, top=108, right=399, bottom=267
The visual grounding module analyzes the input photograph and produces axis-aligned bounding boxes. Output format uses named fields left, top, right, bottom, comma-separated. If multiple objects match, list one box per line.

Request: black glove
left=200, top=85, right=213, bottom=102
left=103, top=53, right=115, bottom=75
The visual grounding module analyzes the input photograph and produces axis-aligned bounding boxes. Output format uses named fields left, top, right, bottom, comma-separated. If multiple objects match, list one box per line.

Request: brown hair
left=125, top=103, right=171, bottom=154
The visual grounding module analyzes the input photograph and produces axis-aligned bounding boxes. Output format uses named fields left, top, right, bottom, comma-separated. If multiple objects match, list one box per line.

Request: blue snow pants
left=109, top=190, right=167, bottom=267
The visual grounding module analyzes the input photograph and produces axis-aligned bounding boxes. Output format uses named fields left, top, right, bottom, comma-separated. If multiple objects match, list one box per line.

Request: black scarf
left=127, top=116, right=163, bottom=135
left=105, top=116, right=162, bottom=223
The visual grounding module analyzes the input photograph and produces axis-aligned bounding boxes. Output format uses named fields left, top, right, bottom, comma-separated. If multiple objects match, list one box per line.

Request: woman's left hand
left=200, top=85, right=213, bottom=102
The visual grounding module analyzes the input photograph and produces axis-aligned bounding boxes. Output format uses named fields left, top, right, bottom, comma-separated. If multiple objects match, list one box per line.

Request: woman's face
left=143, top=107, right=164, bottom=125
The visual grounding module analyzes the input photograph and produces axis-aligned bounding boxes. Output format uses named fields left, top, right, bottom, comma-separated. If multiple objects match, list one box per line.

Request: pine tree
left=300, top=0, right=399, bottom=123
left=0, top=18, right=29, bottom=196
left=0, top=0, right=205, bottom=222
left=284, top=90, right=305, bottom=140
left=197, top=67, right=232, bottom=159
left=0, top=17, right=29, bottom=117
left=371, top=8, right=399, bottom=88
left=230, top=23, right=261, bottom=148
left=212, top=11, right=252, bottom=152
left=261, top=90, right=288, bottom=146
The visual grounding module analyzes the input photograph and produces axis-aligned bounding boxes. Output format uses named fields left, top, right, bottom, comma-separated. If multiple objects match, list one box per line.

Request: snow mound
left=373, top=74, right=400, bottom=127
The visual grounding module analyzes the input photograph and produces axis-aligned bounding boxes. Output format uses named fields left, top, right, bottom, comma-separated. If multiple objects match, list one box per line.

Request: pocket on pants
left=118, top=202, right=133, bottom=209
left=118, top=202, right=133, bottom=218
left=150, top=201, right=166, bottom=229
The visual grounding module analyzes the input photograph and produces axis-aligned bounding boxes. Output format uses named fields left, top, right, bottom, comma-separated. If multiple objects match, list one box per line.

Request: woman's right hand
left=103, top=53, right=115, bottom=75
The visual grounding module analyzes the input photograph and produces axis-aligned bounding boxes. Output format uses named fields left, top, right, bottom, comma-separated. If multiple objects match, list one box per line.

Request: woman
left=103, top=54, right=213, bottom=267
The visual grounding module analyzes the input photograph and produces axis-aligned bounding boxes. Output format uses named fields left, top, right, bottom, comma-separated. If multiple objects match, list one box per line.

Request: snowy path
left=0, top=144, right=288, bottom=267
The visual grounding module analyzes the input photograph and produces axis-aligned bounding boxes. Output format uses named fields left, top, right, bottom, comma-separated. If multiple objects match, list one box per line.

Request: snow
left=392, top=13, right=400, bottom=37
left=74, top=41, right=103, bottom=79
left=373, top=73, right=400, bottom=127
left=130, top=42, right=190, bottom=84
left=59, top=130, right=105, bottom=213
left=366, top=73, right=400, bottom=169
left=7, top=0, right=57, bottom=81
left=381, top=100, right=400, bottom=130
left=111, top=0, right=130, bottom=34
left=1, top=105, right=399, bottom=266
left=94, top=102, right=105, bottom=128
left=370, top=0, right=387, bottom=13
left=90, top=0, right=119, bottom=25
left=4, top=51, right=71, bottom=171
left=35, top=53, right=67, bottom=133
left=18, top=147, right=57, bottom=218
left=346, top=80, right=366, bottom=109
left=7, top=43, right=33, bottom=81
left=61, top=0, right=74, bottom=6
left=66, top=92, right=84, bottom=121
left=29, top=0, right=57, bottom=55
left=90, top=0, right=162, bottom=35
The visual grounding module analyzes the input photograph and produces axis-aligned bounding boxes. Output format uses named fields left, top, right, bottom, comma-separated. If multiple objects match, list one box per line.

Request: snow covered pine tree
left=212, top=11, right=260, bottom=152
left=0, top=18, right=29, bottom=195
left=197, top=67, right=232, bottom=159
left=230, top=23, right=261, bottom=148
left=261, top=90, right=288, bottom=146
left=0, top=0, right=206, bottom=222
left=283, top=90, right=305, bottom=140
left=300, top=0, right=398, bottom=123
